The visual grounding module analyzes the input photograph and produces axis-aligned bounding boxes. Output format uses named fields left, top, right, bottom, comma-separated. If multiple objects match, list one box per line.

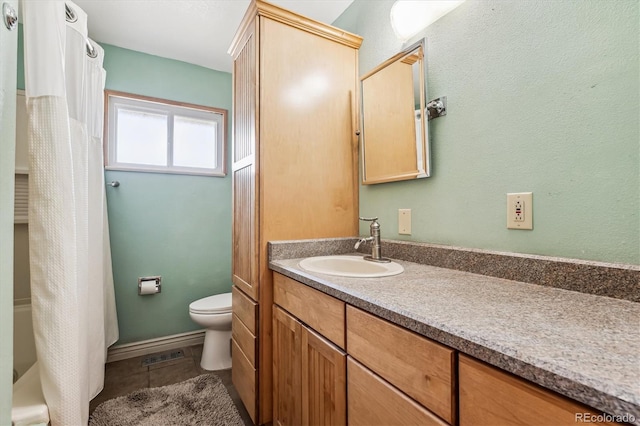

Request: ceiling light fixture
left=390, top=0, right=466, bottom=42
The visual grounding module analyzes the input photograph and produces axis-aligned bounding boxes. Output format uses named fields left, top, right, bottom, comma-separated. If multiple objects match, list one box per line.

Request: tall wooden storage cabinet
left=228, top=1, right=362, bottom=424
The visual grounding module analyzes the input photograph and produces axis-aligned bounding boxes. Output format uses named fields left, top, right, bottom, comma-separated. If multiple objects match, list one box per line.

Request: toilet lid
left=189, top=292, right=232, bottom=314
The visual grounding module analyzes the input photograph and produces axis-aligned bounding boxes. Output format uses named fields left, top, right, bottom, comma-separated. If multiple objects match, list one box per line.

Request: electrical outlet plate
left=507, top=192, right=533, bottom=230
left=398, top=209, right=411, bottom=235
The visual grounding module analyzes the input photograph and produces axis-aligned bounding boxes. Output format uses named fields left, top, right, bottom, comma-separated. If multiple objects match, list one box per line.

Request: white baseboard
left=107, top=330, right=205, bottom=363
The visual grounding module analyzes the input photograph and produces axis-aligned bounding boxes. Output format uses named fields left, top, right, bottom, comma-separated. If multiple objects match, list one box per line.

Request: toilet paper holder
left=138, top=276, right=162, bottom=295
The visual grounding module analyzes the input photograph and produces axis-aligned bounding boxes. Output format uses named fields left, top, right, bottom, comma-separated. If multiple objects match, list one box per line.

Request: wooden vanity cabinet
left=228, top=1, right=361, bottom=423
left=273, top=274, right=347, bottom=426
left=272, top=273, right=625, bottom=426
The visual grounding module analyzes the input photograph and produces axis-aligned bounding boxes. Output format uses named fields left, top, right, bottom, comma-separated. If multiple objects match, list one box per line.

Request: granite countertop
left=269, top=255, right=640, bottom=424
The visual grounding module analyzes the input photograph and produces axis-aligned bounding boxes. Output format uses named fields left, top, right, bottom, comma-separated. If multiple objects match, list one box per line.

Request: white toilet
left=188, top=292, right=232, bottom=371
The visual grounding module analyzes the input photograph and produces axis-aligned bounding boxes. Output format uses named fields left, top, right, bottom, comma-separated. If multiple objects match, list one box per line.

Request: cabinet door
left=273, top=306, right=302, bottom=426
left=302, top=327, right=347, bottom=426
left=231, top=22, right=258, bottom=300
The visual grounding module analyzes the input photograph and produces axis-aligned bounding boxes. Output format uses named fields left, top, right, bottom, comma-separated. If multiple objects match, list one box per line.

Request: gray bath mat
left=89, top=374, right=243, bottom=426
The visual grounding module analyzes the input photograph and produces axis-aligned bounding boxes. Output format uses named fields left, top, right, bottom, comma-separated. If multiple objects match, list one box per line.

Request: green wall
left=0, top=0, right=18, bottom=421
left=102, top=44, right=233, bottom=344
left=335, top=0, right=639, bottom=265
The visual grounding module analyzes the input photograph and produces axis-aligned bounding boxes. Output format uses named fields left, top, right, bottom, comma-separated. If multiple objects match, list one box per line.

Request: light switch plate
left=399, top=209, right=411, bottom=235
left=507, top=192, right=533, bottom=230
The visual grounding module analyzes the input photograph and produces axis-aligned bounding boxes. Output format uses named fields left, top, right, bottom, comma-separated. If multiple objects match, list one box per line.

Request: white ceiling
left=70, top=0, right=354, bottom=73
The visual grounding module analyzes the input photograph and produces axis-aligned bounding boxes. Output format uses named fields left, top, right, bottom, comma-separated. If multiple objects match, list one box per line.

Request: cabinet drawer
left=459, top=355, right=616, bottom=426
left=273, top=273, right=345, bottom=349
left=348, top=357, right=447, bottom=426
left=232, top=338, right=257, bottom=424
left=232, top=313, right=256, bottom=367
left=232, top=285, right=257, bottom=334
left=346, top=306, right=455, bottom=424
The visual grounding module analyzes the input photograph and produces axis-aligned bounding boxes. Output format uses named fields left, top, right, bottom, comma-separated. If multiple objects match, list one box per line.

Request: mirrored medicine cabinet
left=360, top=38, right=430, bottom=184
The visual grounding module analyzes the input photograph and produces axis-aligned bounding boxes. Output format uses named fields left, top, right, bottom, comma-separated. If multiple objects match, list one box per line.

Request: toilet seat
left=189, top=293, right=232, bottom=315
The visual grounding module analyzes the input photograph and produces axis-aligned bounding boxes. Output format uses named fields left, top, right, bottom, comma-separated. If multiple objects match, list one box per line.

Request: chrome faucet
left=355, top=217, right=391, bottom=263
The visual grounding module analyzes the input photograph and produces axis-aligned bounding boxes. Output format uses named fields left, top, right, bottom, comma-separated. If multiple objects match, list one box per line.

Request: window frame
left=104, top=90, right=228, bottom=177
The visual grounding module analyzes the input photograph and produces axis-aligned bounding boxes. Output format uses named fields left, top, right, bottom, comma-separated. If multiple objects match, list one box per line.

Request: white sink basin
left=298, top=255, right=404, bottom=278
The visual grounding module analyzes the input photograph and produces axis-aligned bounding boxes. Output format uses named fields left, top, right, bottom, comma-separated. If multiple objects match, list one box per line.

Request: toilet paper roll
left=139, top=280, right=158, bottom=295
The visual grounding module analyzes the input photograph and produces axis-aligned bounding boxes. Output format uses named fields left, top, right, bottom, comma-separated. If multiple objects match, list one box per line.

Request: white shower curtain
left=22, top=1, right=119, bottom=424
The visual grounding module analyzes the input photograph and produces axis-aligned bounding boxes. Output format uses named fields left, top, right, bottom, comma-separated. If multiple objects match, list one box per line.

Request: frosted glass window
left=116, top=109, right=167, bottom=166
left=173, top=116, right=217, bottom=169
left=106, top=91, right=227, bottom=176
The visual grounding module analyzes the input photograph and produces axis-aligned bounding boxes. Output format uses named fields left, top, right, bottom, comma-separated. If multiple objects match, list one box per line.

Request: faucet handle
left=359, top=217, right=378, bottom=222
left=359, top=217, right=381, bottom=234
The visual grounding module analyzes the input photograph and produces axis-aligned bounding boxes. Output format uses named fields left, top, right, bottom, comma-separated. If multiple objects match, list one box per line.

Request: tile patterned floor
left=90, top=344, right=253, bottom=425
